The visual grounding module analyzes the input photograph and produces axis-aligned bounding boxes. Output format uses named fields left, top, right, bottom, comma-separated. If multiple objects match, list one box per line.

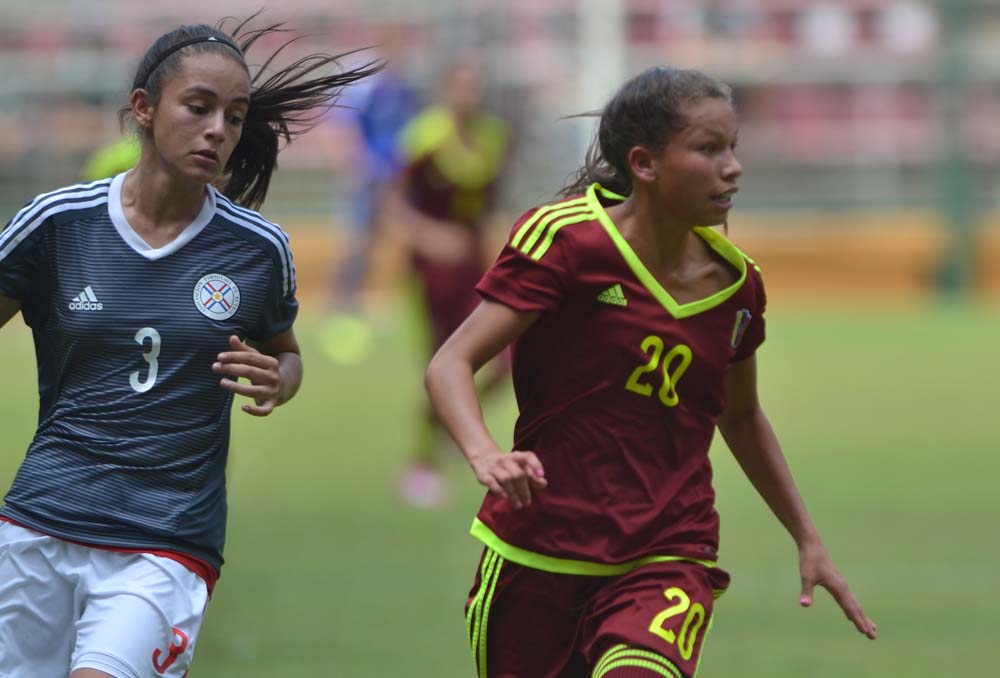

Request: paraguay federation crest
left=194, top=273, right=241, bottom=321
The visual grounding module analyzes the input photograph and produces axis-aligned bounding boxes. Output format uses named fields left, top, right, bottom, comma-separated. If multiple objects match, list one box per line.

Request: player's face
left=651, top=97, right=742, bottom=227
left=444, top=64, right=485, bottom=117
left=148, top=52, right=250, bottom=185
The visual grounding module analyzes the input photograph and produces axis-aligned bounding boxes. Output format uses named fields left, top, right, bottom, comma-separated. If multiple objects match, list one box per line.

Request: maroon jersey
left=397, top=105, right=508, bottom=227
left=472, top=183, right=766, bottom=574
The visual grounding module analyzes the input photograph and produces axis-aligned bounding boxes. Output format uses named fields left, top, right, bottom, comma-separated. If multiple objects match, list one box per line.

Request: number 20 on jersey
left=625, top=336, right=692, bottom=407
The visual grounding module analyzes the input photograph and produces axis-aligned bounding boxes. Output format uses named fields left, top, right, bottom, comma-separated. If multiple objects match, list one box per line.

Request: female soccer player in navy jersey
left=0, top=17, right=379, bottom=678
left=425, top=67, right=877, bottom=678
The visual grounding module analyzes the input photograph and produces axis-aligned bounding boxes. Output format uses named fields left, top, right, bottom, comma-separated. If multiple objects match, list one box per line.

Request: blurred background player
left=79, top=134, right=141, bottom=182
left=319, top=27, right=421, bottom=365
left=389, top=58, right=510, bottom=508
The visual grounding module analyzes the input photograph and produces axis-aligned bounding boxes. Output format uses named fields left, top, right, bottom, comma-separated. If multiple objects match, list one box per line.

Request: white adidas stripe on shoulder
left=213, top=193, right=295, bottom=296
left=215, top=193, right=290, bottom=245
left=1, top=181, right=111, bottom=263
left=212, top=192, right=295, bottom=296
left=13, top=178, right=112, bottom=222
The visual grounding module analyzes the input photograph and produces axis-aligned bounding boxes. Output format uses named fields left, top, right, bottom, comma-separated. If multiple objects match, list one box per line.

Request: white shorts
left=0, top=522, right=209, bottom=678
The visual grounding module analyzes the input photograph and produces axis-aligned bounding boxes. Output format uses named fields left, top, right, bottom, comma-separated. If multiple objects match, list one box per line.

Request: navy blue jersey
left=0, top=173, right=297, bottom=573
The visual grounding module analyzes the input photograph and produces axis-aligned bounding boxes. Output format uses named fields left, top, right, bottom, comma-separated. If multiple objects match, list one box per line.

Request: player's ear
left=627, top=145, right=656, bottom=185
left=131, top=88, right=155, bottom=131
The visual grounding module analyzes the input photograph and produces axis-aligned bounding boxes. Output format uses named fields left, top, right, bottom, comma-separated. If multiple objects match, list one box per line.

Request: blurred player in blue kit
left=321, top=27, right=420, bottom=365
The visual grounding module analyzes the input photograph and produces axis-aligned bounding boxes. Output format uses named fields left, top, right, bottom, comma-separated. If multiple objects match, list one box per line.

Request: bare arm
left=213, top=328, right=303, bottom=416
left=0, top=295, right=19, bottom=330
left=717, top=355, right=877, bottom=639
left=425, top=299, right=547, bottom=508
left=382, top=175, right=475, bottom=265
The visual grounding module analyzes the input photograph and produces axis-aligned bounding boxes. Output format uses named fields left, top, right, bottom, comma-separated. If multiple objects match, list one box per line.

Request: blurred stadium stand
left=1, top=0, right=998, bottom=299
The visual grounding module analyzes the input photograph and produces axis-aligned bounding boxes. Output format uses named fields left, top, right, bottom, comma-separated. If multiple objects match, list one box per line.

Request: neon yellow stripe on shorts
left=466, top=549, right=498, bottom=656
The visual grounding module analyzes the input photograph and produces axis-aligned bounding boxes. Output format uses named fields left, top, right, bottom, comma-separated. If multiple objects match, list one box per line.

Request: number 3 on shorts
left=647, top=587, right=707, bottom=661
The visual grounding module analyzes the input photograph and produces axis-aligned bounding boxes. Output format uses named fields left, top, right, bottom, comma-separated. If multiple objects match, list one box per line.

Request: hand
left=798, top=539, right=878, bottom=639
left=212, top=335, right=281, bottom=417
left=470, top=450, right=548, bottom=510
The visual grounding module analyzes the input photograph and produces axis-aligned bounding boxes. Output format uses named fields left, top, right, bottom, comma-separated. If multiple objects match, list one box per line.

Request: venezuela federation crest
left=194, top=273, right=240, bottom=321
left=730, top=308, right=752, bottom=349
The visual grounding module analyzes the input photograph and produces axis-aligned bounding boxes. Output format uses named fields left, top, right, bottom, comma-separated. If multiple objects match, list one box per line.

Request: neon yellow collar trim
left=586, top=183, right=747, bottom=319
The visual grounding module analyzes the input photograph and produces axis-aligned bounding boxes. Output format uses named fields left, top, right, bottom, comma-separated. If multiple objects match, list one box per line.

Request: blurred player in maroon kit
left=389, top=59, right=509, bottom=507
left=425, top=67, right=877, bottom=678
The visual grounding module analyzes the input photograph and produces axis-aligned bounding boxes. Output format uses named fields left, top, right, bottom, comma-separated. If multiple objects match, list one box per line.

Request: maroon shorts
left=465, top=548, right=730, bottom=678
left=411, top=251, right=484, bottom=350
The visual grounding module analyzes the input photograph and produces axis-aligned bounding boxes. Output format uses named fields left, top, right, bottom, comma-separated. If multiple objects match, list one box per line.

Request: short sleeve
left=397, top=106, right=450, bottom=165
left=0, top=206, right=50, bottom=313
left=476, top=207, right=575, bottom=313
left=732, top=264, right=767, bottom=363
left=248, top=252, right=298, bottom=342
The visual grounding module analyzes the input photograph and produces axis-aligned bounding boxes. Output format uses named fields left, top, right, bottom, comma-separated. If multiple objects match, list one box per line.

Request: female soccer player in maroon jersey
left=389, top=59, right=510, bottom=507
left=425, top=67, right=877, bottom=678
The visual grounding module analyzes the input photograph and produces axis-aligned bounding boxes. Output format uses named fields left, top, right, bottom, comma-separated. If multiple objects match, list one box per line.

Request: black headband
left=143, top=36, right=243, bottom=87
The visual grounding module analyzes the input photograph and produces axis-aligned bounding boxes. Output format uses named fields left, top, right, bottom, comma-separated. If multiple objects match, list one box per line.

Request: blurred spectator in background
left=320, top=27, right=421, bottom=365
left=389, top=57, right=510, bottom=508
left=79, top=135, right=141, bottom=182
left=876, top=1, right=937, bottom=54
left=796, top=2, right=857, bottom=57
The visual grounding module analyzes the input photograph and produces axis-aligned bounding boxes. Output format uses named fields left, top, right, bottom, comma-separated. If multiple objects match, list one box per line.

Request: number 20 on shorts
left=648, top=586, right=706, bottom=661
left=625, top=336, right=692, bottom=407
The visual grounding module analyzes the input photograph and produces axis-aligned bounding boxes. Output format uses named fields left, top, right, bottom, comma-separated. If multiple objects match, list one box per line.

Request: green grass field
left=1, top=300, right=997, bottom=677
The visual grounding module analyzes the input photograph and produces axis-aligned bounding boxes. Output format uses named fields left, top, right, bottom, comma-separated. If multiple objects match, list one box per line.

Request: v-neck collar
left=586, top=183, right=747, bottom=319
left=108, top=171, right=216, bottom=261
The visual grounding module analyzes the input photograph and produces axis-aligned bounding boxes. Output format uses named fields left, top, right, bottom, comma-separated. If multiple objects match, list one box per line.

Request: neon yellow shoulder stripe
left=511, top=197, right=588, bottom=249
left=510, top=196, right=593, bottom=260
left=470, top=518, right=715, bottom=575
left=530, top=213, right=594, bottom=261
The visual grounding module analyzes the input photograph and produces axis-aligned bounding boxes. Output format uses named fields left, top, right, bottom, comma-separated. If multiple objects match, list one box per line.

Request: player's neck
left=609, top=196, right=698, bottom=274
left=121, top=162, right=208, bottom=244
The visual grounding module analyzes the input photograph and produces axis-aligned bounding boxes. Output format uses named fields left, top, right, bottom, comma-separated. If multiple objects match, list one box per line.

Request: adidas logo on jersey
left=597, top=283, right=628, bottom=307
left=68, top=286, right=103, bottom=311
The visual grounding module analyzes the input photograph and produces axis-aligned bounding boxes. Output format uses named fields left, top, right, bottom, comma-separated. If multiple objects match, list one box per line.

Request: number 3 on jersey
left=130, top=327, right=161, bottom=393
left=625, top=336, right=692, bottom=407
